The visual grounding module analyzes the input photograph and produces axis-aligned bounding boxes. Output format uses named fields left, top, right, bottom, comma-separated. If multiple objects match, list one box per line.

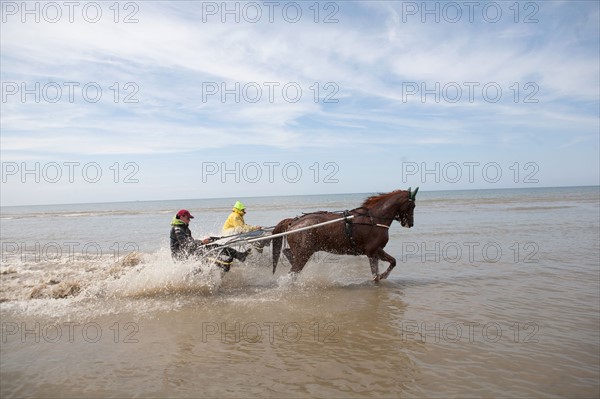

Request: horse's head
left=361, top=187, right=419, bottom=227
left=395, top=187, right=419, bottom=228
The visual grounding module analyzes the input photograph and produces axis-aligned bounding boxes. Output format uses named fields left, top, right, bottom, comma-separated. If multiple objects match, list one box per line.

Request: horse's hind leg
left=282, top=248, right=294, bottom=265
left=289, top=251, right=311, bottom=275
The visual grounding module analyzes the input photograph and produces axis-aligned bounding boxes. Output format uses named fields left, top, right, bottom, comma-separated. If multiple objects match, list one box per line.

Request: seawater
left=1, top=187, right=599, bottom=398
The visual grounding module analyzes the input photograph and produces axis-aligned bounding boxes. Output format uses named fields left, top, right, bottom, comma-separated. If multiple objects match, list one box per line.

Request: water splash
left=1, top=247, right=375, bottom=318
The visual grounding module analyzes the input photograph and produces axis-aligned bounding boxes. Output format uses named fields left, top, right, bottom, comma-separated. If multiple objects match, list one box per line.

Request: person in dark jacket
left=170, top=209, right=250, bottom=271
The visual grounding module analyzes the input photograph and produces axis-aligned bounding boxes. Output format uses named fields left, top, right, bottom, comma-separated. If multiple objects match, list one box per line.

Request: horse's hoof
left=372, top=274, right=380, bottom=282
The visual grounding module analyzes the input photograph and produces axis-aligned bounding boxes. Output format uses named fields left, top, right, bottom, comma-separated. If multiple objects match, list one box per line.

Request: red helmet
left=176, top=209, right=194, bottom=219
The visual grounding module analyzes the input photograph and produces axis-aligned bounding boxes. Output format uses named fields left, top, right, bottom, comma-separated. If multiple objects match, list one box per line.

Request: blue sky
left=1, top=0, right=599, bottom=206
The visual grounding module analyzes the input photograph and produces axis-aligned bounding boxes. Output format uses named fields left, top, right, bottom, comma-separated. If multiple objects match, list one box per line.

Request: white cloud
left=1, top=0, right=598, bottom=204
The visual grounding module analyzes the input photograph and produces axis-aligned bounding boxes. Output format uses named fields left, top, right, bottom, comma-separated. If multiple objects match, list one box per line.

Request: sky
left=1, top=0, right=599, bottom=206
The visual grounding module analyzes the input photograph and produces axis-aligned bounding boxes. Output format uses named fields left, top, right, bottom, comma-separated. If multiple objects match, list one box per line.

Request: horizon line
left=1, top=184, right=598, bottom=209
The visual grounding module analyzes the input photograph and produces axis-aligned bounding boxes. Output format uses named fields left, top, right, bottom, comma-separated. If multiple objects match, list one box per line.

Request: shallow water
left=1, top=187, right=599, bottom=398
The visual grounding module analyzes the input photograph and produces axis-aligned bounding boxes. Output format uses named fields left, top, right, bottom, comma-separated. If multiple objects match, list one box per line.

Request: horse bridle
left=352, top=205, right=409, bottom=229
left=394, top=197, right=415, bottom=227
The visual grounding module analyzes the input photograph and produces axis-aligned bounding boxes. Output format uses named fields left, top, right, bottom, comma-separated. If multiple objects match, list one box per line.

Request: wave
left=0, top=209, right=175, bottom=220
left=510, top=206, right=574, bottom=211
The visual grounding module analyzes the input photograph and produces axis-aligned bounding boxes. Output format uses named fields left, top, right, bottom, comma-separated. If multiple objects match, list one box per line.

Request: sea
left=1, top=186, right=599, bottom=398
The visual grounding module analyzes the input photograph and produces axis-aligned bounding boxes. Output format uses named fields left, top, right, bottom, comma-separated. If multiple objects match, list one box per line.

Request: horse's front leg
left=376, top=248, right=397, bottom=280
left=368, top=256, right=380, bottom=282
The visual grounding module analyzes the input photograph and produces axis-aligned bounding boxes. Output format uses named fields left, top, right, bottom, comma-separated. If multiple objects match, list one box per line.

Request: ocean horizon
left=2, top=184, right=598, bottom=209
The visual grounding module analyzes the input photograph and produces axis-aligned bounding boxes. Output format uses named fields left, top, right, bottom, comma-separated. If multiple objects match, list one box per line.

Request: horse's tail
left=272, top=218, right=294, bottom=274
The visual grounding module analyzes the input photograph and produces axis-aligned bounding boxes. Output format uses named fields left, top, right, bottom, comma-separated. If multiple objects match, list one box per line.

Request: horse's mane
left=361, top=190, right=405, bottom=208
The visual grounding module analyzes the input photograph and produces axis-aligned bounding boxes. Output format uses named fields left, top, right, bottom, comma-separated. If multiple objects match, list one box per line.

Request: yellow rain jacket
left=222, top=208, right=259, bottom=234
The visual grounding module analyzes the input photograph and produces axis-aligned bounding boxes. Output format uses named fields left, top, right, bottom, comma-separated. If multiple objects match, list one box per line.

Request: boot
left=235, top=248, right=252, bottom=262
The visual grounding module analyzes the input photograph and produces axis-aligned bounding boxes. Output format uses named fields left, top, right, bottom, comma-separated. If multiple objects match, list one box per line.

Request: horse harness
left=342, top=210, right=358, bottom=254
left=297, top=208, right=391, bottom=255
left=343, top=207, right=390, bottom=255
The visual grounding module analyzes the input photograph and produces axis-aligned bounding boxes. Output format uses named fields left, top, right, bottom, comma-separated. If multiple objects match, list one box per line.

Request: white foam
left=97, top=250, right=223, bottom=298
left=0, top=246, right=377, bottom=319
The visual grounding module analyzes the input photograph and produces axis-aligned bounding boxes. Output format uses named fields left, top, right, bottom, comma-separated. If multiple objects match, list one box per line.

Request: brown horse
left=272, top=188, right=419, bottom=281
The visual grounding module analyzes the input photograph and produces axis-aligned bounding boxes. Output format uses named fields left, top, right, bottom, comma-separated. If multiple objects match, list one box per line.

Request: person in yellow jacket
left=222, top=201, right=262, bottom=235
